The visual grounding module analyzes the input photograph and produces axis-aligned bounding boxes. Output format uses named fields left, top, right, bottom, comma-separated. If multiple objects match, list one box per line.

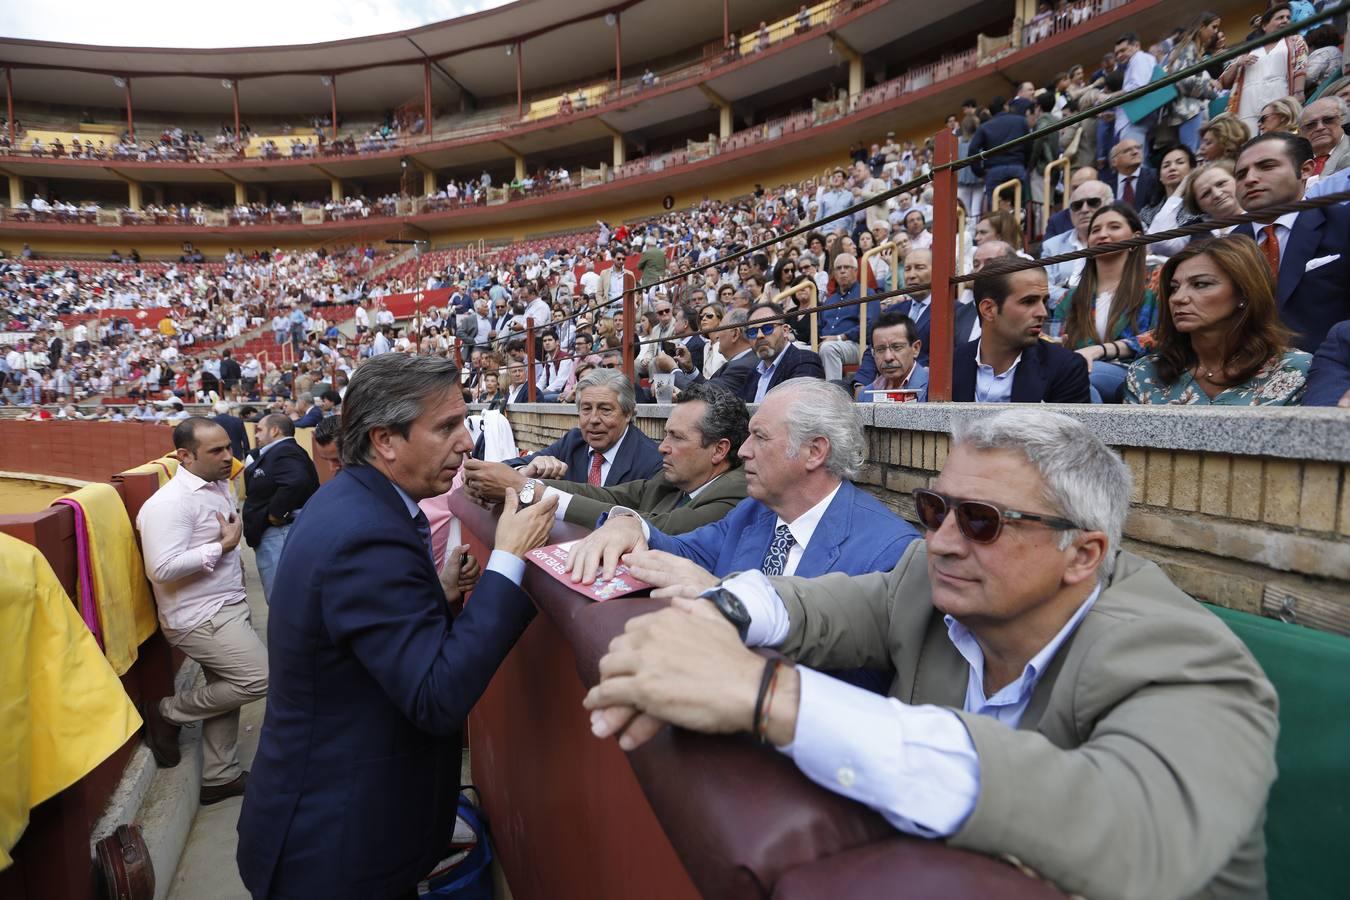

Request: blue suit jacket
left=952, top=338, right=1091, bottom=403
left=1305, top=319, right=1350, bottom=406
left=1102, top=167, right=1163, bottom=211
left=645, top=480, right=918, bottom=579
left=888, top=298, right=978, bottom=368
left=507, top=423, right=663, bottom=485
left=293, top=406, right=323, bottom=428
left=735, top=344, right=826, bottom=402
left=236, top=465, right=535, bottom=900
left=1235, top=208, right=1350, bottom=351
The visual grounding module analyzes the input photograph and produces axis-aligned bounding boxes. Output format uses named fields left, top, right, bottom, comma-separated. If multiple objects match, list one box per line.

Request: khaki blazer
left=547, top=468, right=746, bottom=534
left=770, top=543, right=1279, bottom=900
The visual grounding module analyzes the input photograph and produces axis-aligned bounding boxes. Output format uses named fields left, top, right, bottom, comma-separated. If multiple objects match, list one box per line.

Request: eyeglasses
left=874, top=342, right=912, bottom=355
left=700, top=311, right=719, bottom=319
left=745, top=323, right=778, bottom=338
left=1303, top=115, right=1341, bottom=129
left=1070, top=196, right=1105, bottom=212
left=912, top=488, right=1080, bottom=544
left=656, top=308, right=673, bottom=315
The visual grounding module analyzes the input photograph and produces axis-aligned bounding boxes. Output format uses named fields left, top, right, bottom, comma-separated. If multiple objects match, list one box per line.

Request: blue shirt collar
left=388, top=479, right=423, bottom=519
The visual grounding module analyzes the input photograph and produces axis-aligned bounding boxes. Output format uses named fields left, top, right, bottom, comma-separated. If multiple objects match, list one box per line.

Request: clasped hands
left=462, top=456, right=567, bottom=506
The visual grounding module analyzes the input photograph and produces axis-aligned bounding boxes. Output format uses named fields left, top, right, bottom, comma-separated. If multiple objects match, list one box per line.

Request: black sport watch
left=702, top=587, right=752, bottom=642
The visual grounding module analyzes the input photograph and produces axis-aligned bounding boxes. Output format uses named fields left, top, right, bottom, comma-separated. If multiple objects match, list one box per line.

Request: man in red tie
left=1300, top=98, right=1350, bottom=177
left=1106, top=139, right=1158, bottom=210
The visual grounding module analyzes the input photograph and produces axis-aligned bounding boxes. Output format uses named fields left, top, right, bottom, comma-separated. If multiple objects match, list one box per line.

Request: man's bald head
left=973, top=240, right=1017, bottom=272
left=1070, top=166, right=1099, bottom=190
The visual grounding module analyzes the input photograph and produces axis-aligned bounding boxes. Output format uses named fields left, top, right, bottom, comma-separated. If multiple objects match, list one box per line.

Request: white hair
left=770, top=378, right=864, bottom=480
left=952, top=409, right=1131, bottom=580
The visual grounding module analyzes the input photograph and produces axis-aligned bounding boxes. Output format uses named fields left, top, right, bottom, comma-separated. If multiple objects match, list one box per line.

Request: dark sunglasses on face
left=912, top=488, right=1080, bottom=544
left=1070, top=196, right=1104, bottom=212
left=745, top=323, right=778, bottom=338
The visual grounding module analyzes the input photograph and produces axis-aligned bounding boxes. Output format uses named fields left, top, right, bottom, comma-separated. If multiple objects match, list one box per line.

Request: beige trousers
left=161, top=600, right=269, bottom=786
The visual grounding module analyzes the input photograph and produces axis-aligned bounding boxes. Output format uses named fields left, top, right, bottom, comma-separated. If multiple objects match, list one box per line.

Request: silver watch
left=518, top=479, right=541, bottom=505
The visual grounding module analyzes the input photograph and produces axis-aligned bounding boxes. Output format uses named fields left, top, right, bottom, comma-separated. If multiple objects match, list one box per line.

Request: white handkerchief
left=1305, top=254, right=1341, bottom=272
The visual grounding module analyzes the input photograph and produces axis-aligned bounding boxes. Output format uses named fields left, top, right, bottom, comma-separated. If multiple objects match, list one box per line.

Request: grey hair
left=722, top=308, right=749, bottom=327
left=297, top=391, right=314, bottom=407
left=769, top=378, right=864, bottom=480
left=575, top=367, right=636, bottom=416
left=340, top=354, right=461, bottom=467
left=1306, top=94, right=1350, bottom=123
left=952, top=409, right=1131, bottom=580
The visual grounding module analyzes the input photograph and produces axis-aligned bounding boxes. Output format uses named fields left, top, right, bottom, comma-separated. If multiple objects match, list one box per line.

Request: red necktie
left=1122, top=175, right=1135, bottom=207
left=587, top=451, right=604, bottom=486
left=1260, top=225, right=1281, bottom=282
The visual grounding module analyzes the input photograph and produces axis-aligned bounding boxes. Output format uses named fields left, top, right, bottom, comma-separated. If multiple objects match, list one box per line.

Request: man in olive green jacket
left=463, top=383, right=749, bottom=534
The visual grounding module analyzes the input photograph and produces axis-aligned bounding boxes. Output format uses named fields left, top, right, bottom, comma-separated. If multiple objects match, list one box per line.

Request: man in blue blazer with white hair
left=505, top=368, right=663, bottom=486
left=237, top=354, right=559, bottom=900
left=564, top=378, right=917, bottom=595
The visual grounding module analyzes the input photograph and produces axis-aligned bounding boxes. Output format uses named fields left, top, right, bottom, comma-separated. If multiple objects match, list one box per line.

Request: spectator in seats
left=1148, top=159, right=1244, bottom=257
left=1042, top=180, right=1114, bottom=301
left=891, top=249, right=978, bottom=368
left=855, top=312, right=927, bottom=402
left=973, top=209, right=1024, bottom=252
left=1257, top=96, right=1302, bottom=134
left=135, top=418, right=268, bottom=807
left=1113, top=31, right=1161, bottom=146
left=1232, top=132, right=1350, bottom=351
left=967, top=96, right=1031, bottom=211
left=1303, top=24, right=1343, bottom=96
left=956, top=264, right=1090, bottom=403
left=702, top=308, right=758, bottom=395
left=696, top=303, right=727, bottom=378
left=1125, top=236, right=1311, bottom=405
left=584, top=408, right=1277, bottom=900
left=244, top=413, right=321, bottom=599
left=1048, top=203, right=1158, bottom=401
left=597, top=247, right=637, bottom=313
left=311, top=413, right=343, bottom=478
left=1138, top=145, right=1197, bottom=227
left=956, top=114, right=985, bottom=220
left=318, top=389, right=342, bottom=416
left=292, top=391, right=322, bottom=428
left=502, top=361, right=531, bottom=406
left=211, top=400, right=249, bottom=461
left=1161, top=11, right=1223, bottom=151
left=240, top=354, right=261, bottom=398
left=1304, top=320, right=1350, bottom=406
left=1220, top=4, right=1307, bottom=135
left=815, top=253, right=877, bottom=382
left=503, top=368, right=663, bottom=486
left=219, top=349, right=241, bottom=397
left=737, top=302, right=825, bottom=403
left=237, top=355, right=559, bottom=900
left=816, top=168, right=855, bottom=222
left=536, top=330, right=573, bottom=402
left=564, top=378, right=917, bottom=605
left=1199, top=114, right=1251, bottom=164
left=1300, top=97, right=1350, bottom=176
left=1102, top=139, right=1161, bottom=210
left=466, top=382, right=749, bottom=534
left=1028, top=90, right=1062, bottom=217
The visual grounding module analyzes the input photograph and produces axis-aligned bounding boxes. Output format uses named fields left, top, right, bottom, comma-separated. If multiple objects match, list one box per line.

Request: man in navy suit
left=737, top=302, right=825, bottom=403
left=237, top=354, right=559, bottom=900
left=953, top=265, right=1090, bottom=403
left=1305, top=319, right=1350, bottom=406
left=890, top=249, right=979, bottom=369
left=291, top=391, right=322, bottom=428
left=242, top=413, right=319, bottom=601
left=1233, top=132, right=1350, bottom=351
left=565, top=378, right=917, bottom=595
left=1101, top=138, right=1161, bottom=211
left=506, top=368, right=663, bottom=485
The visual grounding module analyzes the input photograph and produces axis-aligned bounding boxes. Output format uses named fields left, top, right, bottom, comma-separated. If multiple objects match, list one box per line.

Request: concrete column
left=719, top=105, right=733, bottom=140
left=8, top=174, right=21, bottom=208
left=330, top=177, right=342, bottom=202
left=514, top=153, right=526, bottom=182
left=234, top=182, right=247, bottom=205
left=423, top=170, right=436, bottom=195
left=848, top=57, right=863, bottom=97
left=612, top=134, right=626, bottom=167
left=127, top=181, right=143, bottom=212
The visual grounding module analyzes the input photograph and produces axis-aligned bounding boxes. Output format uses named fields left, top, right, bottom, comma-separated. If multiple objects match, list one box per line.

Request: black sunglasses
left=1070, top=196, right=1105, bottom=212
left=912, top=488, right=1079, bottom=544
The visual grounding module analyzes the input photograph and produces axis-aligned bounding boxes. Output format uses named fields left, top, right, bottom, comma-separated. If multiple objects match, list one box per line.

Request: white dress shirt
left=1256, top=211, right=1299, bottom=262
left=135, top=465, right=246, bottom=635
left=726, top=568, right=1101, bottom=837
left=772, top=484, right=839, bottom=576
left=546, top=428, right=631, bottom=518
left=973, top=340, right=1022, bottom=403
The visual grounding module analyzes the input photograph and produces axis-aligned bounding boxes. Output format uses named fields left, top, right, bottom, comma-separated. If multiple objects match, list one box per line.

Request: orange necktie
left=1260, top=225, right=1281, bottom=282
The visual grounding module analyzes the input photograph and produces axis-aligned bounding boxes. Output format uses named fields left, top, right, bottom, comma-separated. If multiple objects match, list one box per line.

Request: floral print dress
left=1124, top=351, right=1312, bottom=405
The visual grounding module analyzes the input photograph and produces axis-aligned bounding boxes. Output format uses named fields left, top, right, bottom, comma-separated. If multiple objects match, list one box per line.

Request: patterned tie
left=673, top=491, right=691, bottom=509
left=761, top=523, right=795, bottom=577
left=1260, top=225, right=1281, bottom=282
left=587, top=451, right=604, bottom=486
left=412, top=510, right=434, bottom=563
left=1122, top=175, right=1135, bottom=207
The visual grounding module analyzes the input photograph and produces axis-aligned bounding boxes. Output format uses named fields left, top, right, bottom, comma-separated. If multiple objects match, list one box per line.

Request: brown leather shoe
left=200, top=771, right=248, bottom=806
left=139, top=700, right=181, bottom=768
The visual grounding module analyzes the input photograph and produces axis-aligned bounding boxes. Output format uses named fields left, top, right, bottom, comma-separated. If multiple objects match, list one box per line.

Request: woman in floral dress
left=1125, top=236, right=1310, bottom=405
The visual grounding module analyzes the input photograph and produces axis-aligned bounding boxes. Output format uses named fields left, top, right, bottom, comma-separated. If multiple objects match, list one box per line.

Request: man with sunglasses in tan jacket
left=584, top=408, right=1278, bottom=900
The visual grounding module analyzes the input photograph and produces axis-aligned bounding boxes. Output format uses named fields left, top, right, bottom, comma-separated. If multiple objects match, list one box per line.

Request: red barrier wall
left=0, top=421, right=175, bottom=484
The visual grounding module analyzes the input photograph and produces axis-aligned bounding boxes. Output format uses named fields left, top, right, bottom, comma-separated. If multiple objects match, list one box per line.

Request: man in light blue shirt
left=583, top=408, right=1277, bottom=900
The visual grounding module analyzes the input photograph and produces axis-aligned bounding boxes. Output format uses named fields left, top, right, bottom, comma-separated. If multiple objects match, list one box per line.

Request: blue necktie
left=761, top=523, right=794, bottom=576
left=412, top=510, right=434, bottom=563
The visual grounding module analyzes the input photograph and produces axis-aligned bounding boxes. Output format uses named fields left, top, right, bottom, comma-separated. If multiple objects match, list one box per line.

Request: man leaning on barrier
left=585, top=408, right=1278, bottom=900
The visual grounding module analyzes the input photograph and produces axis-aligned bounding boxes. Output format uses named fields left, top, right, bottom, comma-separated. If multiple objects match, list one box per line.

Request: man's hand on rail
left=565, top=515, right=647, bottom=584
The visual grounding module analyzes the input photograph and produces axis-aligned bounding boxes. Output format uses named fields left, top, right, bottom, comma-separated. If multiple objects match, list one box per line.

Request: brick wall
left=502, top=405, right=1350, bottom=637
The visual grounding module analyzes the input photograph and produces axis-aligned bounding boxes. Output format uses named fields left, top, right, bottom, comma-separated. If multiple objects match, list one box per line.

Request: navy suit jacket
left=212, top=412, right=249, bottom=461
left=293, top=406, right=323, bottom=428
left=1305, top=319, right=1350, bottom=406
left=735, top=343, right=826, bottom=402
left=645, top=480, right=918, bottom=579
left=507, top=423, right=663, bottom=485
left=241, top=438, right=319, bottom=548
left=952, top=338, right=1091, bottom=403
left=1103, top=167, right=1162, bottom=211
left=1235, top=208, right=1350, bottom=351
left=236, top=465, right=535, bottom=900
left=889, top=298, right=978, bottom=368
left=1043, top=207, right=1073, bottom=241
left=706, top=349, right=758, bottom=395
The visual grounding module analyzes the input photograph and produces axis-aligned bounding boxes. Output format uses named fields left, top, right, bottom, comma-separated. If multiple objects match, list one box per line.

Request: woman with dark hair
left=1139, top=145, right=1198, bottom=227
left=1163, top=11, right=1224, bottom=151
left=1125, top=236, right=1311, bottom=404
left=1048, top=203, right=1158, bottom=402
left=770, top=257, right=799, bottom=293
left=973, top=209, right=1023, bottom=250
left=1220, top=3, right=1308, bottom=134
left=1304, top=24, right=1343, bottom=96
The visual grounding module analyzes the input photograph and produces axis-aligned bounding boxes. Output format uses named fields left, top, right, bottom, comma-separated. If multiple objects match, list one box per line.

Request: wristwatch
left=702, top=587, right=752, bottom=642
left=518, top=479, right=542, bottom=506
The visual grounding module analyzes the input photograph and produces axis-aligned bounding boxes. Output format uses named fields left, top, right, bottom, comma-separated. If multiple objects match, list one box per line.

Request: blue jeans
left=1089, top=361, right=1130, bottom=404
left=254, top=523, right=291, bottom=602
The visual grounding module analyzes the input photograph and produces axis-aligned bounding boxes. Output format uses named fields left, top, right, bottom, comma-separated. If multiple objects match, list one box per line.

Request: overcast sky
left=2, top=0, right=515, bottom=48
